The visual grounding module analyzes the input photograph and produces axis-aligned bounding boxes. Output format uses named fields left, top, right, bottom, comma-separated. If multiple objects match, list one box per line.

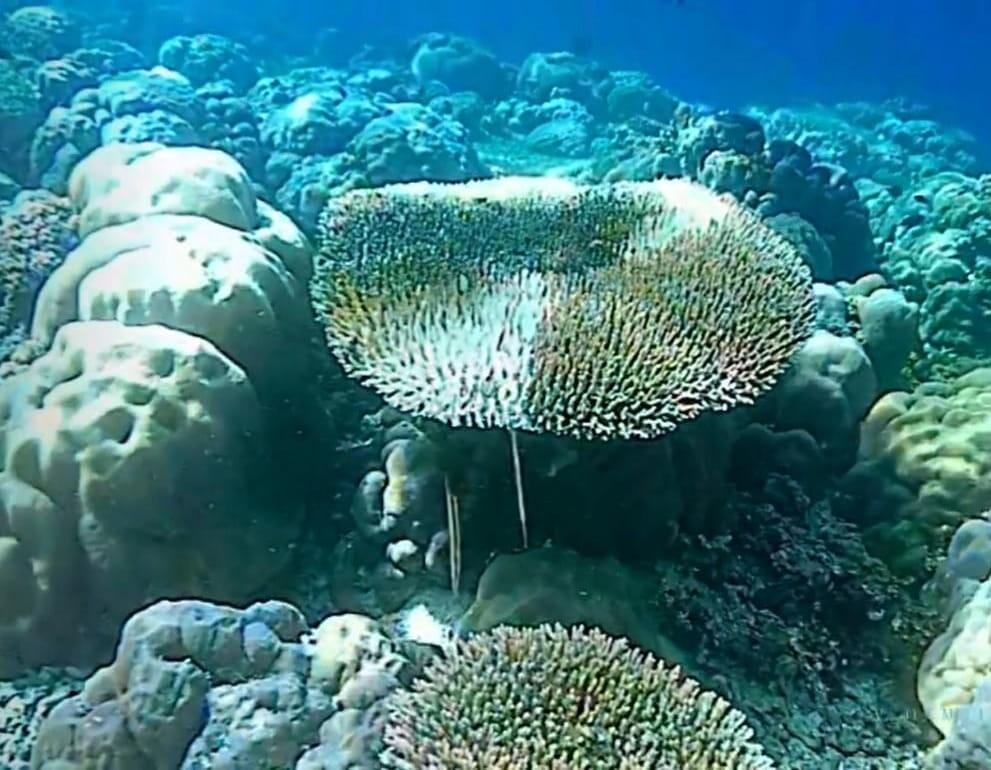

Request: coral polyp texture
left=314, top=176, right=815, bottom=440
left=381, top=623, right=774, bottom=770
left=0, top=190, right=77, bottom=332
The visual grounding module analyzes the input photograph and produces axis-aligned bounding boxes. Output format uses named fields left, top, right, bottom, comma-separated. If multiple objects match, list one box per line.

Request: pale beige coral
left=33, top=215, right=309, bottom=400
left=32, top=143, right=314, bottom=404
left=847, top=368, right=991, bottom=571
left=919, top=578, right=991, bottom=735
left=0, top=143, right=314, bottom=673
left=0, top=321, right=300, bottom=623
left=308, top=613, right=410, bottom=709
left=69, top=142, right=257, bottom=237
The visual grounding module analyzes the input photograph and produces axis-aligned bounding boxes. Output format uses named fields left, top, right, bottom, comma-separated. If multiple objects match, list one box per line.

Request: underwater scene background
left=0, top=0, right=990, bottom=768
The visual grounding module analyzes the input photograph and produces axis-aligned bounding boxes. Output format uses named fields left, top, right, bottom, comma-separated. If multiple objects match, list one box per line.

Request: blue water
left=189, top=0, right=991, bottom=153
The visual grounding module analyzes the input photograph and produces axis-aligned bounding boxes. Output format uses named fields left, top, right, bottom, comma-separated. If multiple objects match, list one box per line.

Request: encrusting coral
left=381, top=623, right=774, bottom=770
left=314, top=175, right=815, bottom=441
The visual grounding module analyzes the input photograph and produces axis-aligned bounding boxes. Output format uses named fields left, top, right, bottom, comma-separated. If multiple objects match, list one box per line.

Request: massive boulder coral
left=762, top=329, right=878, bottom=469
left=35, top=40, right=145, bottom=108
left=0, top=5, right=79, bottom=60
left=28, top=65, right=210, bottom=190
left=0, top=470, right=78, bottom=678
left=602, top=70, right=680, bottom=123
left=845, top=275, right=920, bottom=390
left=314, top=175, right=815, bottom=441
left=96, top=67, right=204, bottom=128
left=843, top=368, right=991, bottom=573
left=926, top=681, right=991, bottom=770
left=348, top=103, right=489, bottom=186
left=27, top=100, right=102, bottom=192
left=382, top=623, right=774, bottom=769
left=30, top=143, right=314, bottom=399
left=918, top=577, right=991, bottom=737
left=874, top=171, right=991, bottom=377
left=158, top=33, right=260, bottom=91
left=31, top=600, right=410, bottom=769
left=260, top=88, right=386, bottom=156
left=0, top=59, right=44, bottom=179
left=64, top=140, right=252, bottom=236
left=515, top=51, right=607, bottom=104
left=0, top=142, right=316, bottom=671
left=0, top=322, right=300, bottom=667
left=410, top=33, right=507, bottom=98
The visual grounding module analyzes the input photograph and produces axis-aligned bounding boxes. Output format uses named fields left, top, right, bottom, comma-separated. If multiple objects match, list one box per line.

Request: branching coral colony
left=314, top=176, right=815, bottom=589
left=381, top=623, right=775, bottom=769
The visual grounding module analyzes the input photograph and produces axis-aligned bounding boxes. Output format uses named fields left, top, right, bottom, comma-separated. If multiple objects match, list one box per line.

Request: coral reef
left=382, top=623, right=773, bottom=769
left=0, top=11, right=983, bottom=769
left=0, top=5, right=79, bottom=60
left=873, top=171, right=991, bottom=378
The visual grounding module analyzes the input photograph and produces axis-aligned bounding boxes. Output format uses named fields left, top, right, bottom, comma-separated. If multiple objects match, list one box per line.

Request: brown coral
left=314, top=177, right=814, bottom=441
left=381, top=623, right=774, bottom=770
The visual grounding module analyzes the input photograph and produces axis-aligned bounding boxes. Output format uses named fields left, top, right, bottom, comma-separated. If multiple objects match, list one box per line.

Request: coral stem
left=444, top=475, right=462, bottom=595
left=509, top=429, right=528, bottom=548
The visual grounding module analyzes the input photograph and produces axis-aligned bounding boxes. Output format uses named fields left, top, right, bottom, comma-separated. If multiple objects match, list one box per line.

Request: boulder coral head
left=381, top=623, right=774, bottom=769
left=314, top=176, right=815, bottom=441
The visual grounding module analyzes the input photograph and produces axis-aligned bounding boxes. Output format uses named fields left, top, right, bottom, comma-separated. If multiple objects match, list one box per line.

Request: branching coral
left=315, top=176, right=814, bottom=441
left=381, top=623, right=774, bottom=769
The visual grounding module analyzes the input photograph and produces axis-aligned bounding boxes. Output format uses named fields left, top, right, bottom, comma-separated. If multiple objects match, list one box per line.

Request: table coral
left=314, top=175, right=814, bottom=441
